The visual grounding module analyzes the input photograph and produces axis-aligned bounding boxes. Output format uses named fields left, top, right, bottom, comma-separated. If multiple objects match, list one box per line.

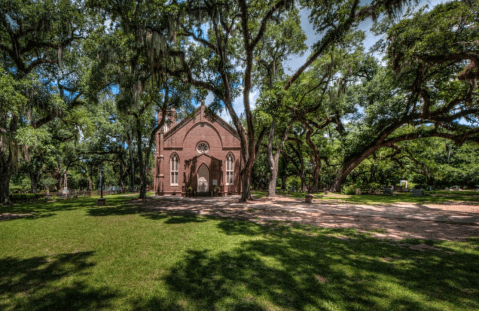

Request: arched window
left=170, top=154, right=179, bottom=186
left=226, top=154, right=234, bottom=185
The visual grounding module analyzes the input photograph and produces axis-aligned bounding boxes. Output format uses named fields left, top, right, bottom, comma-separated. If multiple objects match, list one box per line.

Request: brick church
left=153, top=100, right=242, bottom=196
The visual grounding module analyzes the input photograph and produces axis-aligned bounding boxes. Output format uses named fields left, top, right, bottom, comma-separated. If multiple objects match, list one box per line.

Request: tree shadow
left=0, top=212, right=56, bottom=222
left=148, top=220, right=479, bottom=310
left=164, top=215, right=207, bottom=224
left=129, top=295, right=266, bottom=311
left=87, top=205, right=140, bottom=217
left=0, top=196, right=138, bottom=221
left=0, top=251, right=119, bottom=310
left=140, top=211, right=208, bottom=224
left=0, top=198, right=95, bottom=215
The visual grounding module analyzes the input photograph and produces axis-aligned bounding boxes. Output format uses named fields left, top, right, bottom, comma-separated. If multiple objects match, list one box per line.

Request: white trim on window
left=226, top=154, right=234, bottom=185
left=170, top=154, right=179, bottom=186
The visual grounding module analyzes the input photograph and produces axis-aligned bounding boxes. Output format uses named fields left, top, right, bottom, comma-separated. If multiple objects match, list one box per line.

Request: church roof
left=164, top=103, right=241, bottom=141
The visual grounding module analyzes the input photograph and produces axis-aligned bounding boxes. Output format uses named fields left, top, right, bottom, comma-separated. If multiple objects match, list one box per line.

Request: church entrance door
left=197, top=164, right=209, bottom=194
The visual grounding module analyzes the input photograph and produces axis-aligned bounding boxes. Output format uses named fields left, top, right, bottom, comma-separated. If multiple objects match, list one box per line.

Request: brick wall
left=154, top=104, right=242, bottom=196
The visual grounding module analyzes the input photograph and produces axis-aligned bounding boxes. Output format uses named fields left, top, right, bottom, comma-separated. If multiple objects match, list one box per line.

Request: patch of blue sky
left=110, top=84, right=120, bottom=95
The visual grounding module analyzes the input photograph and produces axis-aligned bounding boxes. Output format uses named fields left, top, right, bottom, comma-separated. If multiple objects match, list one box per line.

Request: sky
left=214, top=0, right=450, bottom=124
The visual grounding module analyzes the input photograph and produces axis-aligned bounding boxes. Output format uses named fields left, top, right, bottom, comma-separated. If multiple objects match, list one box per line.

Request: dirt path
left=137, top=196, right=479, bottom=242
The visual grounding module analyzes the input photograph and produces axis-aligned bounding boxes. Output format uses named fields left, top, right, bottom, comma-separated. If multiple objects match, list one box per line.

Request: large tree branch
left=250, top=0, right=289, bottom=49
left=284, top=0, right=360, bottom=89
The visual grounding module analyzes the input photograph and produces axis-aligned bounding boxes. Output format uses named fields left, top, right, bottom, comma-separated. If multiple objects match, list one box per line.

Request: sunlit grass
left=1, top=195, right=478, bottom=310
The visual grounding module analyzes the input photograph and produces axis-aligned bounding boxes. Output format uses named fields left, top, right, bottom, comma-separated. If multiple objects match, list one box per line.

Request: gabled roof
left=164, top=105, right=241, bottom=141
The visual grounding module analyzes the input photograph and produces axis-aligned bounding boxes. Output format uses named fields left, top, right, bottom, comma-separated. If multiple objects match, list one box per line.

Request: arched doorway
left=197, top=164, right=209, bottom=193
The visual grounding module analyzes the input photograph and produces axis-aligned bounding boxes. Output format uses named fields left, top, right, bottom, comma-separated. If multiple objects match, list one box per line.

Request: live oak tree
left=160, top=0, right=294, bottom=202
left=328, top=1, right=479, bottom=191
left=283, top=0, right=417, bottom=90
left=253, top=8, right=307, bottom=197
left=0, top=67, right=28, bottom=202
left=274, top=34, right=370, bottom=192
left=87, top=0, right=198, bottom=199
left=86, top=0, right=416, bottom=201
left=0, top=0, right=98, bottom=204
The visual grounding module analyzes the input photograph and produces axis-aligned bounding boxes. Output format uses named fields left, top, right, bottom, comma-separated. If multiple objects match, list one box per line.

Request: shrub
left=9, top=193, right=44, bottom=203
left=367, top=182, right=382, bottom=193
left=341, top=184, right=356, bottom=195
left=9, top=185, right=22, bottom=194
left=286, top=176, right=301, bottom=192
left=40, top=177, right=58, bottom=190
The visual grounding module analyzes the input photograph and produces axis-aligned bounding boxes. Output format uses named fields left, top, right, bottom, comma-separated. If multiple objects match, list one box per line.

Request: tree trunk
left=0, top=165, right=13, bottom=205
left=127, top=132, right=135, bottom=192
left=268, top=165, right=278, bottom=197
left=330, top=158, right=363, bottom=192
left=281, top=174, right=286, bottom=190
left=241, top=164, right=253, bottom=201
left=267, top=118, right=278, bottom=197
left=302, top=124, right=322, bottom=192
left=266, top=118, right=291, bottom=198
left=119, top=157, right=124, bottom=189
left=30, top=173, right=39, bottom=193
left=300, top=173, right=307, bottom=192
left=63, top=171, right=68, bottom=189
left=28, top=169, right=41, bottom=194
left=311, top=164, right=320, bottom=192
left=57, top=173, right=63, bottom=191
left=330, top=168, right=345, bottom=193
left=88, top=164, right=93, bottom=190
left=136, top=119, right=147, bottom=199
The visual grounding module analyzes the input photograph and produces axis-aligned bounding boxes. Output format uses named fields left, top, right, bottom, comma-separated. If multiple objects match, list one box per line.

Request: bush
left=286, top=176, right=301, bottom=192
left=40, top=177, right=58, bottom=190
left=341, top=184, right=356, bottom=195
left=414, top=184, right=428, bottom=190
left=9, top=185, right=22, bottom=194
left=21, top=177, right=31, bottom=192
left=9, top=193, right=44, bottom=203
left=368, top=183, right=382, bottom=192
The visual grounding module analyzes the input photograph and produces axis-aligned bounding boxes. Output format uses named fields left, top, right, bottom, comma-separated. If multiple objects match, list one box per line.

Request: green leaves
left=0, top=67, right=27, bottom=115
left=387, top=1, right=478, bottom=74
left=15, top=127, right=52, bottom=150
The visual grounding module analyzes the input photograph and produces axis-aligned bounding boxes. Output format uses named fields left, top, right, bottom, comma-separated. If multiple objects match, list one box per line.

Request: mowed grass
left=253, top=190, right=479, bottom=204
left=1, top=195, right=479, bottom=310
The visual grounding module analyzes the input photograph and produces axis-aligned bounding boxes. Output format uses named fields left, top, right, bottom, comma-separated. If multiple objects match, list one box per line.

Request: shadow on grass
left=0, top=212, right=57, bottom=222
left=139, top=211, right=208, bottom=224
left=0, top=195, right=138, bottom=219
left=87, top=204, right=140, bottom=217
left=0, top=251, right=119, bottom=311
left=164, top=215, right=208, bottom=224
left=87, top=202, right=210, bottom=225
left=136, top=220, right=479, bottom=310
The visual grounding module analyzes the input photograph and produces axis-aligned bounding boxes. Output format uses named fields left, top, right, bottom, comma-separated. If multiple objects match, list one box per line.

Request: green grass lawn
left=1, top=195, right=479, bottom=310
left=253, top=190, right=479, bottom=204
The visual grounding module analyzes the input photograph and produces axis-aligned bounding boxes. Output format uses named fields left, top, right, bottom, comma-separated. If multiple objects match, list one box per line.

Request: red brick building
left=153, top=101, right=242, bottom=196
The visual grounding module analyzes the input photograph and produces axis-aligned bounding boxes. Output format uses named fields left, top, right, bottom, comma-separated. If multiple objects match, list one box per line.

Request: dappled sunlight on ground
left=138, top=195, right=479, bottom=242
left=2, top=194, right=479, bottom=310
